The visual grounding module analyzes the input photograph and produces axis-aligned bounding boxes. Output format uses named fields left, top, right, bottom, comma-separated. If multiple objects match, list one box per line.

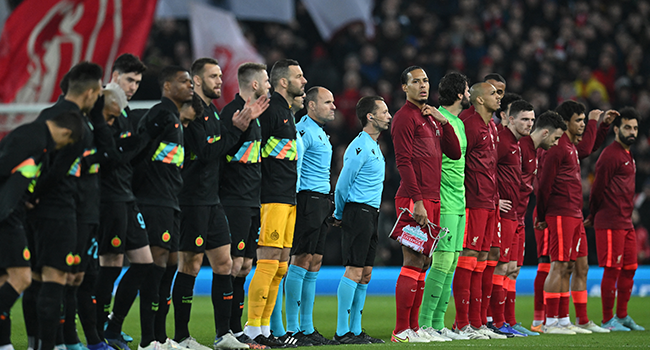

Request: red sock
left=534, top=263, right=550, bottom=321
left=601, top=267, right=619, bottom=322
left=504, top=278, right=517, bottom=325
left=560, top=292, right=570, bottom=319
left=395, top=266, right=419, bottom=333
left=453, top=256, right=476, bottom=329
left=571, top=290, right=588, bottom=324
left=481, top=261, right=497, bottom=325
left=470, top=260, right=486, bottom=328
left=616, top=266, right=636, bottom=319
left=409, top=270, right=426, bottom=331
left=545, top=292, right=561, bottom=319
left=491, top=274, right=506, bottom=328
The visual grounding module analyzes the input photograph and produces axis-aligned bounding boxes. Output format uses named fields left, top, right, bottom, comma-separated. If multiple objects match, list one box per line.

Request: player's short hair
left=533, top=110, right=567, bottom=132
left=112, top=53, right=146, bottom=75
left=104, top=82, right=128, bottom=111
left=51, top=110, right=85, bottom=143
left=438, top=72, right=469, bottom=106
left=400, top=66, right=424, bottom=85
left=237, top=62, right=267, bottom=87
left=189, top=93, right=204, bottom=117
left=555, top=100, right=586, bottom=122
left=270, top=59, right=300, bottom=89
left=497, top=92, right=522, bottom=116
left=158, top=66, right=188, bottom=90
left=65, top=62, right=103, bottom=96
left=356, top=96, right=384, bottom=127
left=191, top=58, right=219, bottom=78
left=508, top=100, right=534, bottom=119
left=613, top=107, right=639, bottom=128
left=304, top=86, right=321, bottom=110
left=484, top=73, right=506, bottom=84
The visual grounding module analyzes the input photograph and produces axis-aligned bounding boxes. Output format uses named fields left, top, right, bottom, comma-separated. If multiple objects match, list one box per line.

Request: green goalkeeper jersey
left=439, top=106, right=467, bottom=214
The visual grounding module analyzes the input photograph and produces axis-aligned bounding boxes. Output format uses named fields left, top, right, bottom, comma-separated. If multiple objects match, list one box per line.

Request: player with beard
left=0, top=110, right=83, bottom=350
left=391, top=66, right=461, bottom=343
left=130, top=66, right=194, bottom=350
left=172, top=57, right=266, bottom=350
left=418, top=72, right=471, bottom=340
left=219, top=63, right=271, bottom=349
left=586, top=108, right=645, bottom=332
left=501, top=111, right=565, bottom=336
left=243, top=59, right=306, bottom=348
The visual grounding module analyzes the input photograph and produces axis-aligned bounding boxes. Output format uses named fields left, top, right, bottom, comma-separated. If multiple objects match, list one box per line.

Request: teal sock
left=336, top=276, right=358, bottom=336
left=300, top=271, right=318, bottom=334
left=350, top=283, right=368, bottom=335
left=284, top=265, right=307, bottom=333
left=270, top=278, right=286, bottom=336
left=431, top=252, right=459, bottom=330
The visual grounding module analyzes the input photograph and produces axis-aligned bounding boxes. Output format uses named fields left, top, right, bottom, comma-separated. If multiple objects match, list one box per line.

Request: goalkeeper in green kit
left=419, top=72, right=472, bottom=339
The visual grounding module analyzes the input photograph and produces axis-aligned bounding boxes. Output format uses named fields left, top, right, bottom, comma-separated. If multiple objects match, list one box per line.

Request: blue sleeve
left=295, top=134, right=304, bottom=192
left=334, top=146, right=364, bottom=220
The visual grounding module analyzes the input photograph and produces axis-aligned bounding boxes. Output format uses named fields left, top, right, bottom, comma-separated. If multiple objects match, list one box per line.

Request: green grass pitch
left=10, top=296, right=650, bottom=348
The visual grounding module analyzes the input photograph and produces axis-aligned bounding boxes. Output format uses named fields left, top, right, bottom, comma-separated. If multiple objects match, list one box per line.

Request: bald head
left=470, top=82, right=501, bottom=113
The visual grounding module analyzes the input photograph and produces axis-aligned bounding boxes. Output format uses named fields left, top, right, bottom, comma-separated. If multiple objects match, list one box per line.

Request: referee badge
left=23, top=247, right=31, bottom=261
left=111, top=236, right=122, bottom=248
left=65, top=253, right=75, bottom=266
left=162, top=230, right=171, bottom=243
left=237, top=240, right=245, bottom=250
left=195, top=236, right=204, bottom=247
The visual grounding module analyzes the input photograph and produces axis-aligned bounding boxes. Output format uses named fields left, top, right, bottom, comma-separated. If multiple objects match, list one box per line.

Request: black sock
left=23, top=280, right=41, bottom=339
left=172, top=272, right=196, bottom=342
left=212, top=273, right=233, bottom=337
left=230, top=276, right=246, bottom=334
left=0, top=312, right=10, bottom=346
left=63, top=286, right=79, bottom=344
left=139, top=265, right=165, bottom=347
left=95, top=266, right=122, bottom=335
left=154, top=265, right=177, bottom=343
left=0, top=281, right=20, bottom=346
left=77, top=271, right=101, bottom=345
left=37, top=282, right=65, bottom=350
left=106, top=263, right=152, bottom=337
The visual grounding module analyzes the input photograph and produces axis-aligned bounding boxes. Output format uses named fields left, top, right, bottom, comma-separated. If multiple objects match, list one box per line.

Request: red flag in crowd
left=0, top=0, right=157, bottom=104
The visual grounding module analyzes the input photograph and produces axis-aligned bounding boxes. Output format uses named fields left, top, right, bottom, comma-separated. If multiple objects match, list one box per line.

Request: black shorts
left=73, top=223, right=99, bottom=273
left=291, top=191, right=331, bottom=256
left=223, top=206, right=259, bottom=259
left=0, top=211, right=31, bottom=269
left=180, top=204, right=231, bottom=252
left=30, top=217, right=77, bottom=273
left=341, top=203, right=378, bottom=267
left=98, top=201, right=149, bottom=255
left=140, top=205, right=180, bottom=252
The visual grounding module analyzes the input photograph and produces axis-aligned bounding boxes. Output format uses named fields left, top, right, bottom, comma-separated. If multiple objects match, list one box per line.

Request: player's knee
left=9, top=269, right=32, bottom=293
left=360, top=271, right=372, bottom=284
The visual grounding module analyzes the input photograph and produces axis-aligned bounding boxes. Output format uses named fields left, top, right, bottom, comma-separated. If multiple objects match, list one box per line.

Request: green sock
left=431, top=251, right=459, bottom=329
left=419, top=251, right=452, bottom=328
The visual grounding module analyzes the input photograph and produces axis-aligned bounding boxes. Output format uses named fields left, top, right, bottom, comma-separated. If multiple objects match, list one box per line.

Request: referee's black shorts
left=341, top=202, right=379, bottom=267
left=291, top=191, right=332, bottom=256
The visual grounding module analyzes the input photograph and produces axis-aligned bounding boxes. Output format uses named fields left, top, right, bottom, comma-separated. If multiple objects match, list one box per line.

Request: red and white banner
left=0, top=0, right=157, bottom=104
left=189, top=1, right=264, bottom=110
left=302, top=0, right=375, bottom=41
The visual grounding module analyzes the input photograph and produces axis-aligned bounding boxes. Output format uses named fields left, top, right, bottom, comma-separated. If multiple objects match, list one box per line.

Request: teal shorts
left=437, top=213, right=465, bottom=252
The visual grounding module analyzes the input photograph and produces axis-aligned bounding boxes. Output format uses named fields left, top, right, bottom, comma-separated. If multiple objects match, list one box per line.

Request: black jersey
left=259, top=92, right=297, bottom=205
left=132, top=97, right=184, bottom=210
left=178, top=98, right=242, bottom=206
left=75, top=116, right=103, bottom=224
left=219, top=94, right=262, bottom=208
left=0, top=121, right=55, bottom=223
left=100, top=107, right=151, bottom=203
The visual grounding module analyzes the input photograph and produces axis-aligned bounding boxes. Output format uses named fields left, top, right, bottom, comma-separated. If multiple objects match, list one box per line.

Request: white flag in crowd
left=302, top=0, right=375, bottom=41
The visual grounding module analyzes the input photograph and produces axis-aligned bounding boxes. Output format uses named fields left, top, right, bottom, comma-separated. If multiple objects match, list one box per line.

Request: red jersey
left=517, top=135, right=536, bottom=225
left=460, top=107, right=498, bottom=210
left=392, top=100, right=461, bottom=201
left=588, top=141, right=635, bottom=229
left=497, top=127, right=522, bottom=220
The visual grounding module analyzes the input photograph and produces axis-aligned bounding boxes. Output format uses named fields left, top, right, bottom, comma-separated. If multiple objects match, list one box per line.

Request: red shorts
left=595, top=228, right=637, bottom=268
left=492, top=208, right=502, bottom=248
left=394, top=197, right=441, bottom=225
left=498, top=217, right=518, bottom=263
left=547, top=215, right=584, bottom=262
left=512, top=224, right=525, bottom=266
left=464, top=207, right=497, bottom=252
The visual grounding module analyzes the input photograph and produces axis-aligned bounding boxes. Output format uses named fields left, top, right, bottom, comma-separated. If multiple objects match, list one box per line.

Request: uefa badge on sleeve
left=388, top=207, right=448, bottom=257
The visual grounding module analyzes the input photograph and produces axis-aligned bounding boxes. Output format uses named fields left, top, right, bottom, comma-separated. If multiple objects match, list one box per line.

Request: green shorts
left=437, top=213, right=465, bottom=252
